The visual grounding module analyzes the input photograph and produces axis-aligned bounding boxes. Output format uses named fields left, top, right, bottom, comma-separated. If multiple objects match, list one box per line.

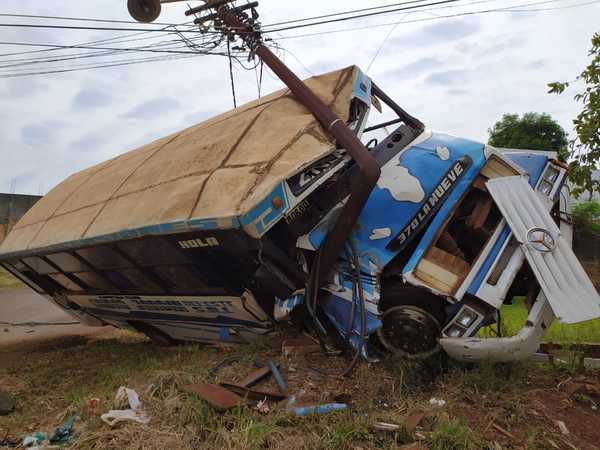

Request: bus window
left=105, top=268, right=161, bottom=293
left=49, top=273, right=84, bottom=291
left=76, top=246, right=130, bottom=269
left=118, top=238, right=188, bottom=266
left=73, top=272, right=114, bottom=291
left=46, top=252, right=88, bottom=272
left=22, top=256, right=56, bottom=275
left=152, top=265, right=209, bottom=292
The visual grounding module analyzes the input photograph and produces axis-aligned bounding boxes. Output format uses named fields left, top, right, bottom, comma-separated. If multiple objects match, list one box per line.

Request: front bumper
left=440, top=294, right=554, bottom=362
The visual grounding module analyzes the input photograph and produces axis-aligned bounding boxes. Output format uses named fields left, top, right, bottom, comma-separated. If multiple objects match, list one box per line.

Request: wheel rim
left=377, top=305, right=441, bottom=359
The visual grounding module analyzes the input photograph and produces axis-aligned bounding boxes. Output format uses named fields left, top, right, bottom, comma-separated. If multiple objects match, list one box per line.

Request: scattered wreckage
left=1, top=0, right=599, bottom=367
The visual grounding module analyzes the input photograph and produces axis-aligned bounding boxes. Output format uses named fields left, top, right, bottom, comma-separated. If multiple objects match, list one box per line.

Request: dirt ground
left=1, top=326, right=599, bottom=450
left=1, top=286, right=599, bottom=449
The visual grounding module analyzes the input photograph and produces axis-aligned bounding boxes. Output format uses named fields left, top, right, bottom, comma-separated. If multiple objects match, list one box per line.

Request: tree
left=548, top=33, right=600, bottom=198
left=487, top=112, right=569, bottom=161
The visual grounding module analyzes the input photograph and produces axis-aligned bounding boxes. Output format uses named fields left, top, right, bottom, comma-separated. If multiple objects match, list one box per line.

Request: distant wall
left=0, top=193, right=42, bottom=244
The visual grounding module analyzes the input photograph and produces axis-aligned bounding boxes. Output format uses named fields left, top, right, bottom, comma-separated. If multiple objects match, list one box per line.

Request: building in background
left=0, top=193, right=41, bottom=244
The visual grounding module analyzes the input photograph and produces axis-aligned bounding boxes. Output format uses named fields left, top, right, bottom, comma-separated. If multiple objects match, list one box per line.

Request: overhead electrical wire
left=0, top=0, right=594, bottom=78
left=273, top=0, right=598, bottom=40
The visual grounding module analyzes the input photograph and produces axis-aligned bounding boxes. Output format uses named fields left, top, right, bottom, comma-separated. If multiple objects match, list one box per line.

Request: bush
left=572, top=200, right=600, bottom=234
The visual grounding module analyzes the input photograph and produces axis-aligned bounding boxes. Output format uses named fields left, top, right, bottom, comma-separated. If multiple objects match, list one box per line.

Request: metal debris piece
left=289, top=403, right=347, bottom=416
left=404, top=411, right=426, bottom=433
left=218, top=383, right=287, bottom=402
left=238, top=365, right=275, bottom=388
left=268, top=360, right=288, bottom=394
left=183, top=383, right=243, bottom=411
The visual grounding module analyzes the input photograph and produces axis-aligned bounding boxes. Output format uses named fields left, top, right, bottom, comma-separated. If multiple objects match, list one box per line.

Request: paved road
left=0, top=288, right=104, bottom=347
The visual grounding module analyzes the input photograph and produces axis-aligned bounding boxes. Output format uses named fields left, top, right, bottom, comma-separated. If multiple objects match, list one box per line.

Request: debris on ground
left=22, top=432, right=46, bottom=447
left=282, top=335, right=321, bottom=356
left=183, top=383, right=243, bottom=411
left=255, top=398, right=270, bottom=414
left=372, top=410, right=426, bottom=433
left=100, top=386, right=150, bottom=426
left=48, top=414, right=78, bottom=444
left=555, top=420, right=570, bottom=435
left=267, top=360, right=288, bottom=394
left=219, top=383, right=287, bottom=402
left=0, top=390, right=15, bottom=415
left=372, top=422, right=401, bottom=432
left=238, top=365, right=273, bottom=388
left=428, top=398, right=446, bottom=408
left=0, top=430, right=19, bottom=448
left=287, top=393, right=347, bottom=416
left=87, top=398, right=100, bottom=408
left=289, top=402, right=348, bottom=416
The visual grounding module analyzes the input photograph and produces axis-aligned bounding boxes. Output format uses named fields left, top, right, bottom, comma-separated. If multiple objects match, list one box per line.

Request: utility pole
left=130, top=0, right=381, bottom=293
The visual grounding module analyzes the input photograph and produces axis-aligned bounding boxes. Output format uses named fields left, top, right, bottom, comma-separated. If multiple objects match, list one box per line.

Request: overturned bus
left=1, top=66, right=599, bottom=362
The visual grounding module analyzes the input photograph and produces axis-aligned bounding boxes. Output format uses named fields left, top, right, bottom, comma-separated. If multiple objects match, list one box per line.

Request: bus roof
left=0, top=66, right=359, bottom=259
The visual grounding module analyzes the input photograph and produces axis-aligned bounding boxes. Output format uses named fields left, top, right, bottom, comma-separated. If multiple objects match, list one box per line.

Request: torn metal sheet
left=182, top=383, right=243, bottom=411
left=238, top=365, right=275, bottom=388
left=218, top=383, right=288, bottom=402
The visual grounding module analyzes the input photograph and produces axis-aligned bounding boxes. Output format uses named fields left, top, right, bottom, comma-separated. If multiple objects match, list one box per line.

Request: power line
left=0, top=0, right=462, bottom=37
left=0, top=12, right=179, bottom=26
left=261, top=0, right=461, bottom=34
left=273, top=0, right=596, bottom=40
left=0, top=22, right=213, bottom=34
left=0, top=53, right=204, bottom=78
left=262, top=0, right=436, bottom=28
left=0, top=20, right=195, bottom=59
left=0, top=0, right=592, bottom=78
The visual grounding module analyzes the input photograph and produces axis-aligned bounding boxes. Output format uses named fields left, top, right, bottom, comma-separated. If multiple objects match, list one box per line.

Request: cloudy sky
left=0, top=0, right=598, bottom=195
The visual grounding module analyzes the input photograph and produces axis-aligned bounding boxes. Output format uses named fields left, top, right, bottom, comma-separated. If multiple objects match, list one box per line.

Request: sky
left=0, top=0, right=598, bottom=195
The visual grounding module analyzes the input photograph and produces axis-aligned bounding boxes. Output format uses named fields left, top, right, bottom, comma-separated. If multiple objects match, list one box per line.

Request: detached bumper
left=440, top=294, right=554, bottom=362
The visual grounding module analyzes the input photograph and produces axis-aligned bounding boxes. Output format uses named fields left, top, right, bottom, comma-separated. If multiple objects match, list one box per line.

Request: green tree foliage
left=572, top=200, right=600, bottom=235
left=549, top=33, right=600, bottom=198
left=488, top=112, right=569, bottom=161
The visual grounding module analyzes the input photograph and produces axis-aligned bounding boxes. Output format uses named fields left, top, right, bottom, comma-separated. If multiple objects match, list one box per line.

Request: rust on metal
left=219, top=383, right=288, bottom=402
left=182, top=383, right=243, bottom=411
left=238, top=365, right=274, bottom=388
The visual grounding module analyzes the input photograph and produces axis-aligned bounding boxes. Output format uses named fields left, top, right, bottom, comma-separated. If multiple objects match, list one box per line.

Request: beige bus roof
left=0, top=66, right=359, bottom=256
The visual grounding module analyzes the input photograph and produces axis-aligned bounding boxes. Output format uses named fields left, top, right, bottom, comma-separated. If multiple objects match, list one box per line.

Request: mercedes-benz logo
left=526, top=227, right=556, bottom=253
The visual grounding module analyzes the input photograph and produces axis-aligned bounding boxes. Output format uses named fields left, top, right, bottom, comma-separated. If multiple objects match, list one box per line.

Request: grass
left=1, top=330, right=598, bottom=450
left=0, top=266, right=22, bottom=290
left=493, top=297, right=600, bottom=343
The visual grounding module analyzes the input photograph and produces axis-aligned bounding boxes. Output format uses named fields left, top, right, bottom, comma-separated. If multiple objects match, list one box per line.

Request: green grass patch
left=481, top=297, right=600, bottom=343
left=0, top=266, right=22, bottom=290
left=427, top=415, right=484, bottom=450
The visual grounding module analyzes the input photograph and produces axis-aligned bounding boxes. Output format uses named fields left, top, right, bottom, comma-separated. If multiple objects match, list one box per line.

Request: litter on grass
left=101, top=387, right=150, bottom=426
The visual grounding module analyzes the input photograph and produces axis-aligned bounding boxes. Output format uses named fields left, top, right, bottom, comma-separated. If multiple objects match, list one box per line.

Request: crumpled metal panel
left=486, top=176, right=600, bottom=324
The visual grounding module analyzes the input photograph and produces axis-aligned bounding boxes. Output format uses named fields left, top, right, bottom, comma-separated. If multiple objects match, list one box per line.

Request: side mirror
left=128, top=0, right=162, bottom=23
